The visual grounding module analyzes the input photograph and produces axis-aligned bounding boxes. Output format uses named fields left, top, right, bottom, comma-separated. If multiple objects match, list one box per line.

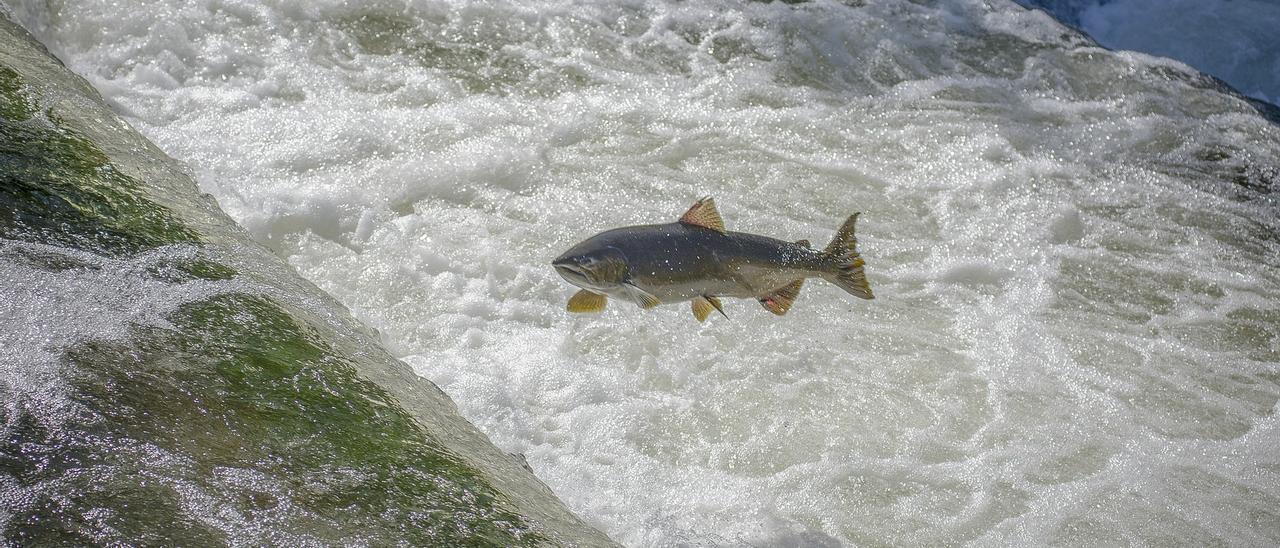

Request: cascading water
left=4, top=0, right=1279, bottom=545
left=0, top=11, right=611, bottom=546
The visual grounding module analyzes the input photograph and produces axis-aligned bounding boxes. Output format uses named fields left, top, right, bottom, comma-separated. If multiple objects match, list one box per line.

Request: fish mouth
left=551, top=257, right=578, bottom=273
left=553, top=261, right=588, bottom=285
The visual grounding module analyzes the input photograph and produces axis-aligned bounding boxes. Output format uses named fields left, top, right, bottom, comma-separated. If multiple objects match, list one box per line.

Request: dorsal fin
left=678, top=197, right=726, bottom=233
left=794, top=239, right=810, bottom=248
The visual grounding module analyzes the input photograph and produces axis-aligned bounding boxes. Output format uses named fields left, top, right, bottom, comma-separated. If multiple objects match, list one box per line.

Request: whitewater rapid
left=9, top=0, right=1279, bottom=545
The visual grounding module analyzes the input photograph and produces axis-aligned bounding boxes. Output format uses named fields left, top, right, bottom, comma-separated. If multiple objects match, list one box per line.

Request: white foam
left=9, top=0, right=1280, bottom=545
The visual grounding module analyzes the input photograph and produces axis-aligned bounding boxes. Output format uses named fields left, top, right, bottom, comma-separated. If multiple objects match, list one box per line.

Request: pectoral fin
left=623, top=283, right=661, bottom=309
left=760, top=279, right=804, bottom=316
left=567, top=290, right=607, bottom=313
left=691, top=296, right=728, bottom=322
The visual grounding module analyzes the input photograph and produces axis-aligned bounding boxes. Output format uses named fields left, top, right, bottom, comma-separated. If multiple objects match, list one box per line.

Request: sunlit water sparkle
left=8, top=0, right=1280, bottom=545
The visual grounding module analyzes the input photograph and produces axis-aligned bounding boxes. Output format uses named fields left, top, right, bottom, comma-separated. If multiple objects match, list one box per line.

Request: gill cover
left=565, top=246, right=628, bottom=288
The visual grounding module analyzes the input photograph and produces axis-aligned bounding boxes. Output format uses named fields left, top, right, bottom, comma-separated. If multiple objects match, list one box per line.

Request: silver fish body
left=556, top=223, right=824, bottom=302
left=552, top=197, right=872, bottom=320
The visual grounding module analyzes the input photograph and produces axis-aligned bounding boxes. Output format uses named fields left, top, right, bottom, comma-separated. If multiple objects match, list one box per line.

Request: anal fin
left=760, top=279, right=804, bottom=316
left=567, top=290, right=607, bottom=313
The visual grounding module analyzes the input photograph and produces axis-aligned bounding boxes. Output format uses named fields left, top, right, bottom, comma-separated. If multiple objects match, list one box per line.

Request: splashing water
left=7, top=0, right=1280, bottom=545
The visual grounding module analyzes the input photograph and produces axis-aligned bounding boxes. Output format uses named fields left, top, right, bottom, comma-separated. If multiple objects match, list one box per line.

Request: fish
left=551, top=197, right=873, bottom=321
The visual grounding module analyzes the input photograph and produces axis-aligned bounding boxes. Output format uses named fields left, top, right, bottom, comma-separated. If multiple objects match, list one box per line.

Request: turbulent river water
left=5, top=0, right=1280, bottom=546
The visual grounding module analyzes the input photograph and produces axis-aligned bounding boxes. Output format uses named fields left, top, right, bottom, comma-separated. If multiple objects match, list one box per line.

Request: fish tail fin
left=822, top=213, right=874, bottom=300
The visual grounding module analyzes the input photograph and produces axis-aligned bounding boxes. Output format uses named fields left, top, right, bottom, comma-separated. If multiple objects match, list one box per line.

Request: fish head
left=552, top=243, right=627, bottom=292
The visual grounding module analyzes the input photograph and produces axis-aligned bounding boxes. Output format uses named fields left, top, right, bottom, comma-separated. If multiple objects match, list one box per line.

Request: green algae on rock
left=0, top=13, right=614, bottom=547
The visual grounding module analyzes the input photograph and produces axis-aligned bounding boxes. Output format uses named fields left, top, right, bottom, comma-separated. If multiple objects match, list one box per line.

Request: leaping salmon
left=551, top=197, right=873, bottom=321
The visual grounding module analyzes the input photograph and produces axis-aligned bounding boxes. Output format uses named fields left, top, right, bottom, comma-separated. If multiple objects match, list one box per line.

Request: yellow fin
left=822, top=212, right=860, bottom=258
left=691, top=296, right=726, bottom=322
left=691, top=297, right=713, bottom=322
left=706, top=296, right=727, bottom=318
left=760, top=279, right=804, bottom=316
left=678, top=196, right=726, bottom=233
left=567, top=290, right=607, bottom=313
left=822, top=213, right=873, bottom=300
